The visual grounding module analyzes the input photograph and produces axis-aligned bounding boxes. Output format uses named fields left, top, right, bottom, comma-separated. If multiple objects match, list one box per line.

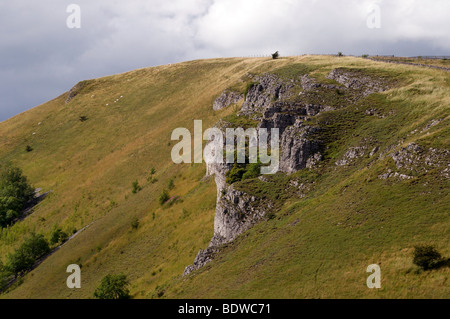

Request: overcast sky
left=1, top=0, right=449, bottom=121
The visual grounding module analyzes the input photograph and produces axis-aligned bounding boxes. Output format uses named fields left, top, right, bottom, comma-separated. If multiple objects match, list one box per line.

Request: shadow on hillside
left=432, top=258, right=450, bottom=270
left=15, top=189, right=52, bottom=222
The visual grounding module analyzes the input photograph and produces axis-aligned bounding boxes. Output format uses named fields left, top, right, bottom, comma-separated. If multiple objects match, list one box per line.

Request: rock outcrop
left=279, top=122, right=322, bottom=173
left=182, top=246, right=219, bottom=276
left=184, top=68, right=398, bottom=275
left=391, top=143, right=449, bottom=175
left=335, top=146, right=368, bottom=166
left=213, top=90, right=243, bottom=111
left=327, top=68, right=391, bottom=97
left=66, top=80, right=91, bottom=104
left=184, top=140, right=274, bottom=276
left=241, top=74, right=297, bottom=117
left=239, top=74, right=324, bottom=174
left=377, top=142, right=450, bottom=180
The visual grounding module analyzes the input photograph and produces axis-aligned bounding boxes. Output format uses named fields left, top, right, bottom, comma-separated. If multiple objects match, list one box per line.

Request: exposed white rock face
left=327, top=68, right=391, bottom=97
left=241, top=74, right=297, bottom=117
left=378, top=169, right=413, bottom=180
left=184, top=135, right=274, bottom=276
left=183, top=184, right=273, bottom=275
left=183, top=246, right=219, bottom=276
left=66, top=82, right=82, bottom=104
left=335, top=146, right=368, bottom=166
left=212, top=184, right=272, bottom=246
left=239, top=74, right=324, bottom=175
left=391, top=143, right=450, bottom=175
left=375, top=142, right=450, bottom=181
left=213, top=90, right=243, bottom=111
left=184, top=76, right=320, bottom=275
left=279, top=121, right=322, bottom=174
left=422, top=119, right=443, bottom=132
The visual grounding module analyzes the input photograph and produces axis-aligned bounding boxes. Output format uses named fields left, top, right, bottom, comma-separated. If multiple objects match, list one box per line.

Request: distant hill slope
left=0, top=56, right=448, bottom=299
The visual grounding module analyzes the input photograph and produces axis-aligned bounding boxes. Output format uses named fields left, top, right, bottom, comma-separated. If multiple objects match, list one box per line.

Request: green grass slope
left=0, top=56, right=448, bottom=299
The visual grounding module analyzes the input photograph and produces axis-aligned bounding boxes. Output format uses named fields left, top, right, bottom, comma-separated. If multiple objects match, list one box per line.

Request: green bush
left=19, top=233, right=50, bottom=261
left=131, top=180, right=142, bottom=194
left=50, top=227, right=60, bottom=245
left=413, top=245, right=443, bottom=270
left=148, top=176, right=158, bottom=184
left=6, top=249, right=34, bottom=276
left=158, top=189, right=170, bottom=205
left=6, top=233, right=50, bottom=276
left=147, top=168, right=157, bottom=182
left=59, top=231, right=69, bottom=243
left=93, top=274, right=130, bottom=299
left=266, top=212, right=276, bottom=220
left=131, top=217, right=139, bottom=230
left=335, top=88, right=344, bottom=96
left=242, top=162, right=262, bottom=180
left=0, top=259, right=12, bottom=291
left=0, top=164, right=35, bottom=228
left=226, top=165, right=247, bottom=184
left=226, top=161, right=262, bottom=184
left=168, top=178, right=175, bottom=190
left=49, top=225, right=68, bottom=245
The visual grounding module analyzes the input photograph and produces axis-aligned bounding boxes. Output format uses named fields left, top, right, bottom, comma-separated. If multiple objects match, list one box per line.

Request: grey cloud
left=0, top=0, right=449, bottom=121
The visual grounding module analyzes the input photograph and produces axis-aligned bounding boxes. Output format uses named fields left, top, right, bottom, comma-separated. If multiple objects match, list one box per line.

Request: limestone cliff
left=183, top=68, right=392, bottom=275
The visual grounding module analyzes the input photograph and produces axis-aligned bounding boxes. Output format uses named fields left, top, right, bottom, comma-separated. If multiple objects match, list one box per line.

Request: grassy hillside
left=0, top=56, right=448, bottom=298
